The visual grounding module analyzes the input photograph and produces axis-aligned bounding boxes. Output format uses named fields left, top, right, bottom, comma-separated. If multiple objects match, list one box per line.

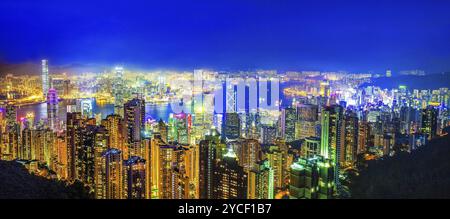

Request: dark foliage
left=350, top=133, right=450, bottom=198
left=0, top=160, right=93, bottom=199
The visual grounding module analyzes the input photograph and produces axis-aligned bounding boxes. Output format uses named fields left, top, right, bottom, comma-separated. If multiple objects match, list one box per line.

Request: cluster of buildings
left=0, top=60, right=449, bottom=199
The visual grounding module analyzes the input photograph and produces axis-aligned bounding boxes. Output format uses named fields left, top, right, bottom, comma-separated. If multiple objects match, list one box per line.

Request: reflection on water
left=16, top=99, right=173, bottom=124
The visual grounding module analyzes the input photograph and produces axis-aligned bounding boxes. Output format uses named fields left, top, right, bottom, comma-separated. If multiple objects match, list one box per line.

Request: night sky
left=1, top=0, right=449, bottom=73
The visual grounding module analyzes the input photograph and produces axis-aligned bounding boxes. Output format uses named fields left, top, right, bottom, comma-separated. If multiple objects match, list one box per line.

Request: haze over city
left=1, top=0, right=450, bottom=74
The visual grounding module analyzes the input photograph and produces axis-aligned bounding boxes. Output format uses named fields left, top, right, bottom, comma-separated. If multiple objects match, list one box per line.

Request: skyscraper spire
left=42, top=59, right=49, bottom=98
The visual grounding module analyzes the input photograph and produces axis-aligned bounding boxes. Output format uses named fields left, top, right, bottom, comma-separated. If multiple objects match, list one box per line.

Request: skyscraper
left=124, top=156, right=146, bottom=199
left=42, top=59, right=50, bottom=98
left=289, top=156, right=334, bottom=199
left=66, top=112, right=84, bottom=180
left=281, top=107, right=296, bottom=142
left=344, top=110, right=358, bottom=166
left=98, top=148, right=123, bottom=199
left=223, top=112, right=241, bottom=140
left=320, top=105, right=344, bottom=191
left=247, top=160, right=274, bottom=199
left=213, top=148, right=248, bottom=199
left=47, top=88, right=58, bottom=131
left=295, top=104, right=319, bottom=139
left=124, top=98, right=145, bottom=159
left=199, top=130, right=220, bottom=199
left=113, top=66, right=125, bottom=117
left=421, top=106, right=438, bottom=140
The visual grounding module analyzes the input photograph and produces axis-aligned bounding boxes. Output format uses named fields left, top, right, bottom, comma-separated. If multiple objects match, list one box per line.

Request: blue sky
left=0, top=0, right=449, bottom=73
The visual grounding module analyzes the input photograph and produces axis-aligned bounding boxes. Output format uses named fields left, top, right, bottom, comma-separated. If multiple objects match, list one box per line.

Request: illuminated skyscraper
left=295, top=104, right=318, bottom=139
left=320, top=105, right=344, bottom=191
left=344, top=110, right=358, bottom=166
left=4, top=104, right=19, bottom=160
left=101, top=114, right=124, bottom=152
left=289, top=156, right=334, bottom=199
left=213, top=148, right=248, bottom=199
left=223, top=112, right=240, bottom=140
left=66, top=112, right=84, bottom=180
left=47, top=88, right=58, bottom=131
left=237, top=139, right=261, bottom=171
left=96, top=148, right=123, bottom=199
left=76, top=125, right=109, bottom=189
left=42, top=59, right=49, bottom=97
left=281, top=107, right=296, bottom=142
left=420, top=106, right=438, bottom=140
left=157, top=119, right=168, bottom=143
left=124, top=98, right=145, bottom=158
left=113, top=66, right=125, bottom=117
left=302, top=136, right=321, bottom=159
left=199, top=129, right=220, bottom=199
left=247, top=160, right=274, bottom=199
left=260, top=125, right=277, bottom=145
left=124, top=156, right=146, bottom=199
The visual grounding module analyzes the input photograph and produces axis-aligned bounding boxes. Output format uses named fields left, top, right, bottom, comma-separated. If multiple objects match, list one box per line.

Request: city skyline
left=1, top=0, right=450, bottom=207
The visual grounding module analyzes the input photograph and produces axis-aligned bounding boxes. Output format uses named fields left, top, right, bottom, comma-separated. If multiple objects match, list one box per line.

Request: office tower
left=247, top=160, right=274, bottom=199
left=302, top=136, right=321, bottom=159
left=55, top=135, right=68, bottom=179
left=178, top=144, right=199, bottom=199
left=113, top=66, right=125, bottom=117
left=223, top=112, right=240, bottom=140
left=47, top=88, right=58, bottom=131
left=102, top=114, right=124, bottom=152
left=150, top=136, right=165, bottom=198
left=289, top=156, right=334, bottom=199
left=421, top=106, right=438, bottom=140
left=124, top=98, right=145, bottom=158
left=357, top=121, right=369, bottom=154
left=169, top=144, right=198, bottom=199
left=266, top=144, right=289, bottom=190
left=237, top=139, right=261, bottom=171
left=213, top=148, right=248, bottom=199
left=320, top=105, right=344, bottom=191
left=42, top=59, right=49, bottom=97
left=244, top=112, right=261, bottom=139
left=260, top=125, right=277, bottom=145
left=20, top=127, right=32, bottom=160
left=124, top=156, right=146, bottom=199
left=158, top=145, right=177, bottom=199
left=199, top=129, right=221, bottom=199
left=96, top=148, right=123, bottom=199
left=76, top=125, right=109, bottom=189
left=344, top=110, right=358, bottom=166
left=296, top=104, right=319, bottom=139
left=281, top=107, right=296, bottom=142
left=66, top=112, right=84, bottom=180
left=4, top=104, right=19, bottom=160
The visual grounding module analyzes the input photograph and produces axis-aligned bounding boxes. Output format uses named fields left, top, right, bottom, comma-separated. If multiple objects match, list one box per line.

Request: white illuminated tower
left=42, top=60, right=50, bottom=98
left=47, top=88, right=58, bottom=130
left=113, top=66, right=124, bottom=117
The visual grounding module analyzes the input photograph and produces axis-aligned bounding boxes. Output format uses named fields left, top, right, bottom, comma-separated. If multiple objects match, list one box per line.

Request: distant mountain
left=0, top=61, right=110, bottom=76
left=350, top=129, right=450, bottom=199
left=361, top=72, right=450, bottom=90
left=0, top=160, right=92, bottom=199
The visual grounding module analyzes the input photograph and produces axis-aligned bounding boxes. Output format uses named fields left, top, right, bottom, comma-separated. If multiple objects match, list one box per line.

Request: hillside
left=0, top=160, right=92, bottom=199
left=350, top=131, right=450, bottom=199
